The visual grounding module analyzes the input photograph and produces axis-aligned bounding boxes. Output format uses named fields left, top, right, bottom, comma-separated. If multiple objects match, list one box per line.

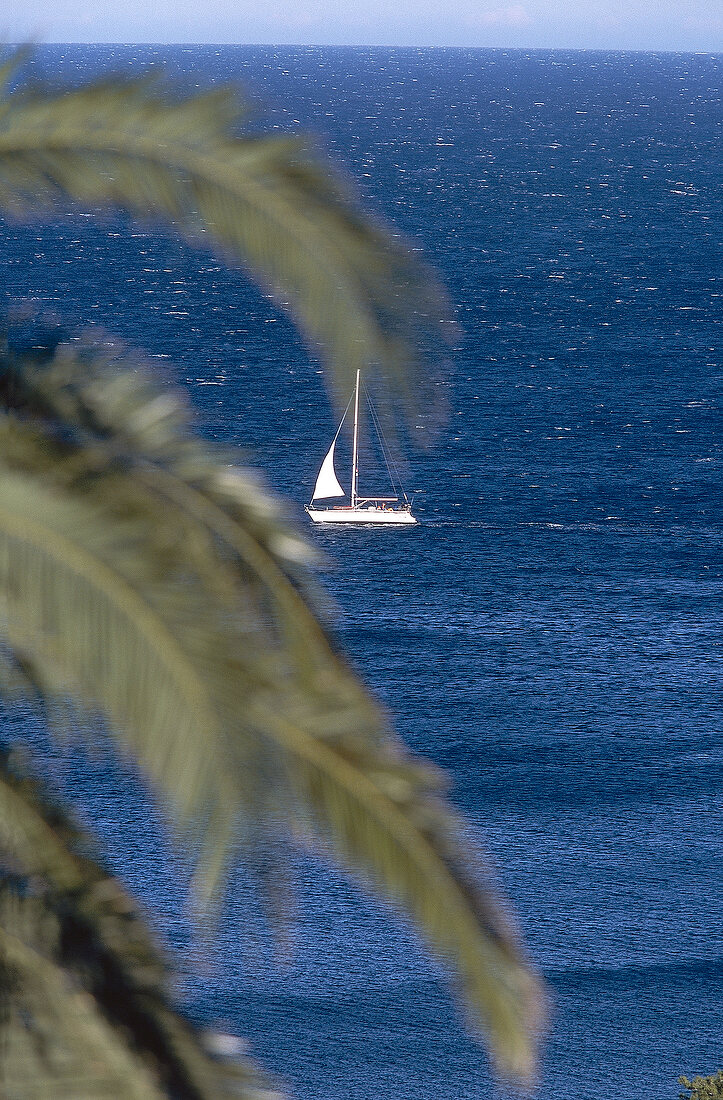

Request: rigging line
left=369, top=402, right=400, bottom=497
left=374, top=409, right=406, bottom=491
left=335, top=388, right=355, bottom=439
left=368, top=400, right=401, bottom=499
left=360, top=378, right=400, bottom=481
left=363, top=385, right=406, bottom=502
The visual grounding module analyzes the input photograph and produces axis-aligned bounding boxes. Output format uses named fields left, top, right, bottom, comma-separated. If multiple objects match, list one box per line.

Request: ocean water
left=3, top=45, right=722, bottom=1099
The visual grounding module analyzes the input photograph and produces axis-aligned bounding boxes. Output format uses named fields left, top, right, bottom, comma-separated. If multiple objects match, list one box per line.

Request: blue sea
left=3, top=45, right=722, bottom=1099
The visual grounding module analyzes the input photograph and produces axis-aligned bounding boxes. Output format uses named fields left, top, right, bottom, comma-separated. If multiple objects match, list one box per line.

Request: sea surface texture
left=3, top=45, right=722, bottom=1100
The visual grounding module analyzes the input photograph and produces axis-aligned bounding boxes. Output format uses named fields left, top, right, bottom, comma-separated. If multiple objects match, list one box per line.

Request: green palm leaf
left=0, top=333, right=543, bottom=1077
left=0, top=59, right=451, bottom=417
left=0, top=749, right=277, bottom=1099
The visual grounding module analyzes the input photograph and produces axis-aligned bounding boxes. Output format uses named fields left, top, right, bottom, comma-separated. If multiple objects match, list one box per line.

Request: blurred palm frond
left=0, top=329, right=542, bottom=1078
left=0, top=59, right=454, bottom=421
left=0, top=747, right=278, bottom=1099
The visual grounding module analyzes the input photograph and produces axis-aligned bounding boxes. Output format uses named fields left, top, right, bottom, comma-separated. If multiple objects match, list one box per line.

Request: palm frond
left=0, top=61, right=453, bottom=420
left=261, top=705, right=542, bottom=1077
left=0, top=748, right=278, bottom=1099
left=0, top=330, right=543, bottom=1077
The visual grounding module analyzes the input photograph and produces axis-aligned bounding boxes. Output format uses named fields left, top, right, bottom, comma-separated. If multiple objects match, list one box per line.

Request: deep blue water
left=3, top=45, right=722, bottom=1099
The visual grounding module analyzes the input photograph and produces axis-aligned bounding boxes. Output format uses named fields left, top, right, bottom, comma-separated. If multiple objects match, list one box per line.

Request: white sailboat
left=306, top=370, right=417, bottom=526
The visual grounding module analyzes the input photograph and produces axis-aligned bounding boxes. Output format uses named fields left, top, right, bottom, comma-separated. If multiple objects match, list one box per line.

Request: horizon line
left=13, top=42, right=723, bottom=56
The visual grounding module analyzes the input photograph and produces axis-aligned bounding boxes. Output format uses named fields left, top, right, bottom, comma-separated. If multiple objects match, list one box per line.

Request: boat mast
left=350, top=369, right=360, bottom=508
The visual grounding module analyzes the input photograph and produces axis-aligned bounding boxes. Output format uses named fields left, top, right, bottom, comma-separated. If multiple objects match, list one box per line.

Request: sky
left=6, top=0, right=723, bottom=52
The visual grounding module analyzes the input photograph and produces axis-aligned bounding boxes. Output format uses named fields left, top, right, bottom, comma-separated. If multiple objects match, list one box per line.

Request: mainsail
left=311, top=434, right=345, bottom=500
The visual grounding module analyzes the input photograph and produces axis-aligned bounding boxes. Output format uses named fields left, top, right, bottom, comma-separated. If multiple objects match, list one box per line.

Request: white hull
left=306, top=506, right=417, bottom=526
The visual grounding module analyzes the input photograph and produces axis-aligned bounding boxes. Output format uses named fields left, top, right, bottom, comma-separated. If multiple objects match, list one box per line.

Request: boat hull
left=306, top=506, right=417, bottom=526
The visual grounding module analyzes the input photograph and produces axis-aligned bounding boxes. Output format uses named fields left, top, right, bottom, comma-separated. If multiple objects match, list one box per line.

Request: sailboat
left=305, top=370, right=418, bottom=526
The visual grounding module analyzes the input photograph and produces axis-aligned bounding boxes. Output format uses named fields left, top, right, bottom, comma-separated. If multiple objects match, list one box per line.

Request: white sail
left=311, top=436, right=345, bottom=500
